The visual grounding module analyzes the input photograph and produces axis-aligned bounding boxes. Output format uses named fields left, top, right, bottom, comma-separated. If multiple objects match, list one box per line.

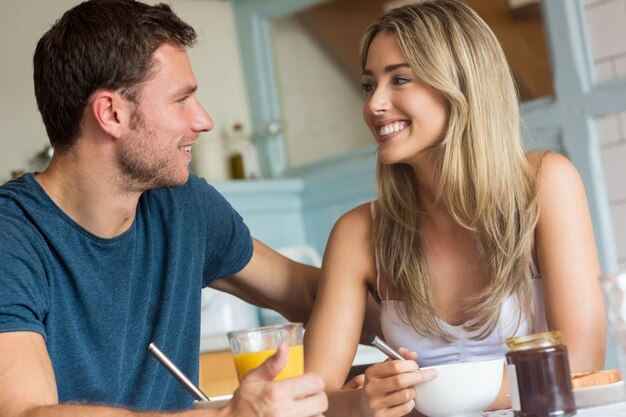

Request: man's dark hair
left=33, top=0, right=197, bottom=151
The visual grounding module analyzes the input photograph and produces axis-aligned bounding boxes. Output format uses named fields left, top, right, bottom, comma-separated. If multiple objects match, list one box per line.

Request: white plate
left=574, top=380, right=626, bottom=409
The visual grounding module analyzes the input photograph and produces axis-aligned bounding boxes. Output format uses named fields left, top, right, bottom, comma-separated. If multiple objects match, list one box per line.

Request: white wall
left=584, top=0, right=626, bottom=81
left=584, top=0, right=626, bottom=270
left=0, top=0, right=251, bottom=182
left=0, top=0, right=76, bottom=182
left=271, top=15, right=372, bottom=169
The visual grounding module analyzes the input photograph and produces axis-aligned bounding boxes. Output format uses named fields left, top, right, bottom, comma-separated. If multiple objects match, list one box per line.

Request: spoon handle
left=148, top=342, right=210, bottom=402
left=370, top=335, right=419, bottom=368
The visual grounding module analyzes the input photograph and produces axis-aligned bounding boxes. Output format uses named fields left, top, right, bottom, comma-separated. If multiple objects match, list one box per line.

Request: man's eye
left=177, top=96, right=189, bottom=103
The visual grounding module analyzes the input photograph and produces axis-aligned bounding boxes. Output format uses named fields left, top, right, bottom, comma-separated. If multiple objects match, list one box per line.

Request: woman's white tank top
left=373, top=204, right=548, bottom=366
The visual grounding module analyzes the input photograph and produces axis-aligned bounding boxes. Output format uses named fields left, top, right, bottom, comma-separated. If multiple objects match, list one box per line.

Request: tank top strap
left=370, top=201, right=383, bottom=300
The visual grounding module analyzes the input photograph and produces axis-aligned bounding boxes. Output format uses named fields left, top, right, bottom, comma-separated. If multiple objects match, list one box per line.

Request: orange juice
left=233, top=344, right=304, bottom=381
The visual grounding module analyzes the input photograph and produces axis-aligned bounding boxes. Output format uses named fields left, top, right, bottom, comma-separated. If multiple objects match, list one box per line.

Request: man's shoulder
left=0, top=173, right=42, bottom=225
left=0, top=173, right=36, bottom=198
left=0, top=175, right=49, bottom=270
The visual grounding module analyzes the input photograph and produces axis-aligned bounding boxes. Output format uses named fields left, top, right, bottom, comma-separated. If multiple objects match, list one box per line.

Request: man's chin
left=179, top=171, right=191, bottom=185
left=170, top=172, right=190, bottom=188
left=148, top=171, right=190, bottom=190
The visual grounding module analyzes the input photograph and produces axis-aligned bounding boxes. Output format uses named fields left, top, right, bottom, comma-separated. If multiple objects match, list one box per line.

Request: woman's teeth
left=179, top=146, right=192, bottom=152
left=379, top=121, right=408, bottom=136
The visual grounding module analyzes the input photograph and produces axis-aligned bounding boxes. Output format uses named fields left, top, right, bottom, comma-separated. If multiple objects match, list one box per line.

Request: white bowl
left=193, top=394, right=233, bottom=409
left=414, top=358, right=504, bottom=417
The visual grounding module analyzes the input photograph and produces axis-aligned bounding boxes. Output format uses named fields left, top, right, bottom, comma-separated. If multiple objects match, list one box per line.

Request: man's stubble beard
left=116, top=107, right=188, bottom=192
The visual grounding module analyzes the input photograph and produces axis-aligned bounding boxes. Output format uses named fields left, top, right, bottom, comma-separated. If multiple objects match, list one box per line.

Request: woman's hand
left=343, top=374, right=365, bottom=390
left=358, top=349, right=437, bottom=417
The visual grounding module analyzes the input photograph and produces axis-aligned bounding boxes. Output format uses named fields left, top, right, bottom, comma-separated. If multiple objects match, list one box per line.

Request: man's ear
left=90, top=90, right=133, bottom=138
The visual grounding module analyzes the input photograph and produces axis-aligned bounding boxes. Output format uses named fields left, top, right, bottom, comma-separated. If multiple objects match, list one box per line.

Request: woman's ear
left=90, top=90, right=133, bottom=139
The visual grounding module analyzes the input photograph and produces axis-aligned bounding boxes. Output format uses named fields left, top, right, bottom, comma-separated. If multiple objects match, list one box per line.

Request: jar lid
left=506, top=330, right=563, bottom=352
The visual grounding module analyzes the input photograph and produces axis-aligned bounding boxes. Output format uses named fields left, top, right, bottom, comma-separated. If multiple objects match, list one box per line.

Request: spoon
left=148, top=342, right=210, bottom=402
left=369, top=335, right=419, bottom=368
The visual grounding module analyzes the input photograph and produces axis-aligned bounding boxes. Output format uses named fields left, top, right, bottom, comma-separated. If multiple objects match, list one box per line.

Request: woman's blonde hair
left=362, top=0, right=540, bottom=341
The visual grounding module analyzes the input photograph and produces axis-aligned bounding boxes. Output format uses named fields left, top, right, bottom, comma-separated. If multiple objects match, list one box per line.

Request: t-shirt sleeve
left=191, top=177, right=253, bottom=286
left=0, top=220, right=49, bottom=337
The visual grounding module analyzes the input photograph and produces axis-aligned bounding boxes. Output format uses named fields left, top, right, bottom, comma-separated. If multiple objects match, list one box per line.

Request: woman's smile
left=378, top=120, right=411, bottom=138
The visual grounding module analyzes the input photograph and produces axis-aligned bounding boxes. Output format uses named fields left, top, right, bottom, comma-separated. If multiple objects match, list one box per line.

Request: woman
left=303, top=1, right=606, bottom=416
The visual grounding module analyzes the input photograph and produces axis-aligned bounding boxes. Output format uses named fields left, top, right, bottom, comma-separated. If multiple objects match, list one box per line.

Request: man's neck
left=36, top=151, right=142, bottom=239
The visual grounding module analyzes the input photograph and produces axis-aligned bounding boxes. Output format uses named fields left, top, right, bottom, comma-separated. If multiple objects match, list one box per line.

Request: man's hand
left=224, top=344, right=328, bottom=417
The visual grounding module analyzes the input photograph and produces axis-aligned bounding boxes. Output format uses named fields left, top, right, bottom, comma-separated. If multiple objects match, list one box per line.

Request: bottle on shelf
left=225, top=123, right=261, bottom=180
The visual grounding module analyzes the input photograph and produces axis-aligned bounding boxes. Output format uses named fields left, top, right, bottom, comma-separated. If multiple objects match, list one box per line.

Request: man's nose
left=193, top=101, right=213, bottom=133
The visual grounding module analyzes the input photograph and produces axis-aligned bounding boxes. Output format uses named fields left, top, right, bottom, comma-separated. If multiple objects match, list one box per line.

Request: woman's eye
left=361, top=82, right=374, bottom=95
left=393, top=76, right=410, bottom=86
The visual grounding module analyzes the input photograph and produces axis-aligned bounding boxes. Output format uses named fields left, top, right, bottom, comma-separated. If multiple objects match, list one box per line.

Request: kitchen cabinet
left=199, top=350, right=239, bottom=397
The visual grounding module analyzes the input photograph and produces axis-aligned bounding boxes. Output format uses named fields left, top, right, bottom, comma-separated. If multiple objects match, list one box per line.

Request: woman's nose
left=366, top=87, right=390, bottom=115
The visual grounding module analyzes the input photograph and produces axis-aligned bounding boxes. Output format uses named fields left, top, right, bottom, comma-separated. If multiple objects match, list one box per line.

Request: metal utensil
left=369, top=335, right=419, bottom=368
left=148, top=342, right=210, bottom=402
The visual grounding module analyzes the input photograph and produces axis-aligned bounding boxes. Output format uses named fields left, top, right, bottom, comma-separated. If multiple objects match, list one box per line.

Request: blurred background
left=2, top=0, right=625, bottom=378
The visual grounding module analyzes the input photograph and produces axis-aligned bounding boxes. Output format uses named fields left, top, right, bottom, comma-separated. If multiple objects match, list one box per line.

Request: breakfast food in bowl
left=413, top=358, right=504, bottom=417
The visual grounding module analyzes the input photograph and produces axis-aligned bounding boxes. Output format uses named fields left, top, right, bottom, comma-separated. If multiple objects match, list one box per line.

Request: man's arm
left=210, top=239, right=319, bottom=325
left=0, top=332, right=327, bottom=417
left=0, top=331, right=58, bottom=417
left=210, top=238, right=382, bottom=341
left=0, top=331, right=195, bottom=417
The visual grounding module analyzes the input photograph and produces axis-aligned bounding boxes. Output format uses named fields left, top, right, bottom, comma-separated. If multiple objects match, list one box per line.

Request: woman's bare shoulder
left=327, top=202, right=375, bottom=260
left=324, top=202, right=377, bottom=285
left=333, top=201, right=375, bottom=232
left=526, top=151, right=583, bottom=194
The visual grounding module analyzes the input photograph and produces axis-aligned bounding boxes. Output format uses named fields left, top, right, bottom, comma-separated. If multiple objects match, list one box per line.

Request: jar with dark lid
left=505, top=331, right=576, bottom=417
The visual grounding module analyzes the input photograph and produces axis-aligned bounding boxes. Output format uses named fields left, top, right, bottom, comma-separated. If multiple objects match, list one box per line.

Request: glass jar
left=505, top=331, right=576, bottom=417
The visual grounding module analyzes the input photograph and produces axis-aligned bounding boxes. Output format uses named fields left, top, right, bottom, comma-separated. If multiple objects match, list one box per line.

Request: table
left=483, top=400, right=626, bottom=416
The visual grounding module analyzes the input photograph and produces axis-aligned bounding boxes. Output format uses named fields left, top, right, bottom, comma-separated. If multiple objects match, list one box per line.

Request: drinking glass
left=227, top=322, right=304, bottom=381
left=601, top=272, right=626, bottom=381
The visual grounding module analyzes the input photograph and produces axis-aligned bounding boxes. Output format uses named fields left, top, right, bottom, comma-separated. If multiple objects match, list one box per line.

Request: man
left=0, top=1, right=329, bottom=416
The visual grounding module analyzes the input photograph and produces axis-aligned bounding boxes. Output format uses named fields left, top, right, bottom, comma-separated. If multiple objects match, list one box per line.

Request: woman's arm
left=304, top=204, right=434, bottom=417
left=534, top=152, right=606, bottom=371
left=487, top=151, right=605, bottom=412
left=304, top=204, right=374, bottom=392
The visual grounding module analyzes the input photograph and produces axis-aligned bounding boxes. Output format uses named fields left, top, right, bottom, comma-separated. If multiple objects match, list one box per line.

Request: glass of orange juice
left=227, top=322, right=304, bottom=381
